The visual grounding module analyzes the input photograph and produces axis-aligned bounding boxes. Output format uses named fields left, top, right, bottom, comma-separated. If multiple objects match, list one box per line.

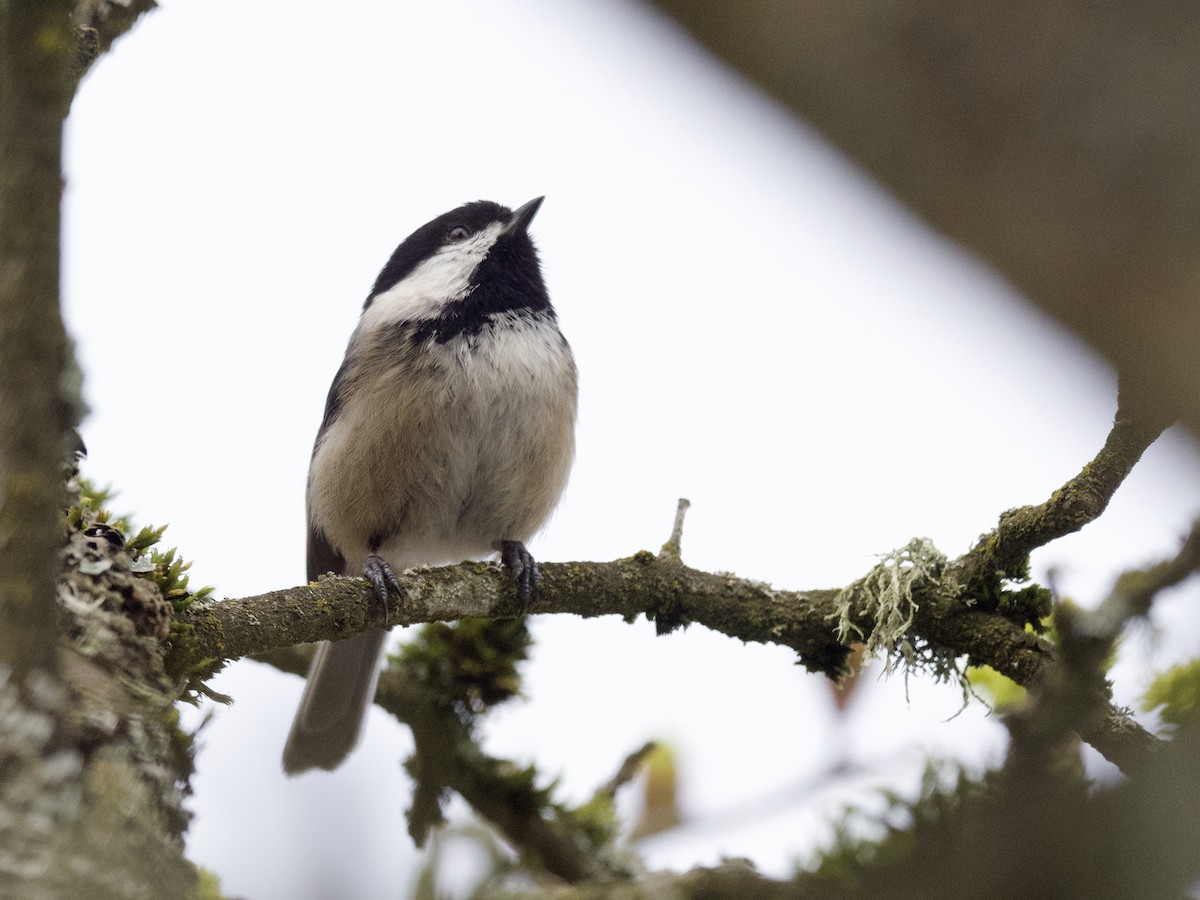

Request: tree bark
left=0, top=0, right=74, bottom=679
left=0, top=3, right=197, bottom=895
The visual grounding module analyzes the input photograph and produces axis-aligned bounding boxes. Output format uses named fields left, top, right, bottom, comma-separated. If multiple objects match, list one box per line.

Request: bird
left=282, top=196, right=577, bottom=776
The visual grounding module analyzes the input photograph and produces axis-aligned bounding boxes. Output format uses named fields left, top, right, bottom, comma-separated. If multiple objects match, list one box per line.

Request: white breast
left=308, top=313, right=577, bottom=572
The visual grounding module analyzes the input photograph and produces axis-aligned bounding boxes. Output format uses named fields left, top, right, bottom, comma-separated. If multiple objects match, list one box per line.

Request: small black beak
left=508, top=196, right=544, bottom=234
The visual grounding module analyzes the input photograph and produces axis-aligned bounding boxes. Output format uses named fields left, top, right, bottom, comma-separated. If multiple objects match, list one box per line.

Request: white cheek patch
left=361, top=222, right=506, bottom=331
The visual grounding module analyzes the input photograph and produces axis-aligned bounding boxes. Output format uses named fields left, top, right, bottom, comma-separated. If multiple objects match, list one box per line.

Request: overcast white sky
left=63, top=2, right=1200, bottom=898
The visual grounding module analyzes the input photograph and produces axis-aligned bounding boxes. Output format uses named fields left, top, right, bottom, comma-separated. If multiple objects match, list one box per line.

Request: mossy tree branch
left=179, top=400, right=1171, bottom=780
left=187, top=559, right=850, bottom=679
left=385, top=670, right=621, bottom=883
left=952, top=389, right=1173, bottom=595
left=258, top=643, right=629, bottom=883
left=485, top=521, right=1200, bottom=898
left=188, top=551, right=1147, bottom=772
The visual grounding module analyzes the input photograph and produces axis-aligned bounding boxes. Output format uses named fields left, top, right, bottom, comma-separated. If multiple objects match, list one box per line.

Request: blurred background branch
left=650, top=1, right=1200, bottom=438
left=259, top=627, right=639, bottom=883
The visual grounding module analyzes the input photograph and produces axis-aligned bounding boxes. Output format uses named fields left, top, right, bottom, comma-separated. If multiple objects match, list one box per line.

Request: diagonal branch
left=1085, top=518, right=1200, bottom=639
left=953, top=391, right=1172, bottom=594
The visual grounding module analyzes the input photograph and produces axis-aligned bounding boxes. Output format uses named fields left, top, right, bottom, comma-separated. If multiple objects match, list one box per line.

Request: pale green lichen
left=0, top=663, right=84, bottom=884
left=830, top=538, right=948, bottom=676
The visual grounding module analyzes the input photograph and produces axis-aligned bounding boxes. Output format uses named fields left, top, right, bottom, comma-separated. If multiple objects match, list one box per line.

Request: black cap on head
left=367, top=200, right=512, bottom=304
left=366, top=198, right=554, bottom=342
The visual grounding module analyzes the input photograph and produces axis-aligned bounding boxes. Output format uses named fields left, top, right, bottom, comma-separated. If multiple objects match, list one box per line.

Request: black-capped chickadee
left=283, top=197, right=577, bottom=775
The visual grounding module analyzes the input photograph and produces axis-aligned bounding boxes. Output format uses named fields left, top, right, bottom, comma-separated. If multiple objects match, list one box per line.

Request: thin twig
left=599, top=741, right=658, bottom=797
left=658, top=498, right=691, bottom=563
left=1085, top=519, right=1200, bottom=639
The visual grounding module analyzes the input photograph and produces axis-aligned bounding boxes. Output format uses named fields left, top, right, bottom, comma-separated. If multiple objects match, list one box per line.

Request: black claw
left=500, top=540, right=539, bottom=610
left=363, top=553, right=403, bottom=624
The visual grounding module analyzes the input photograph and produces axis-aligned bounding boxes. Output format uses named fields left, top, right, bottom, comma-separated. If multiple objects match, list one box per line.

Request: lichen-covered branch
left=179, top=549, right=1151, bottom=772
left=0, top=522, right=200, bottom=897
left=183, top=559, right=849, bottom=679
left=180, top=399, right=1172, bottom=780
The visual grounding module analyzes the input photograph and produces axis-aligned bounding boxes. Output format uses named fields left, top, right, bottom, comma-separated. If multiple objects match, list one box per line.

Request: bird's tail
left=282, top=628, right=387, bottom=775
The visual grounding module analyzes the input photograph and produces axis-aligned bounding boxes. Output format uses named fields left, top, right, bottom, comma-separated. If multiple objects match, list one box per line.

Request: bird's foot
left=500, top=540, right=539, bottom=611
left=363, top=554, right=403, bottom=625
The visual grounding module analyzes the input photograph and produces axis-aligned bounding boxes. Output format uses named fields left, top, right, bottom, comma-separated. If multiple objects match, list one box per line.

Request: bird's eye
left=446, top=226, right=471, bottom=242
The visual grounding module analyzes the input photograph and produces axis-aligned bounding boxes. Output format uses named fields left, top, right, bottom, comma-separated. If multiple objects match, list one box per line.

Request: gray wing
left=285, top=353, right=384, bottom=776
left=316, top=355, right=352, bottom=441
left=306, top=357, right=351, bottom=582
